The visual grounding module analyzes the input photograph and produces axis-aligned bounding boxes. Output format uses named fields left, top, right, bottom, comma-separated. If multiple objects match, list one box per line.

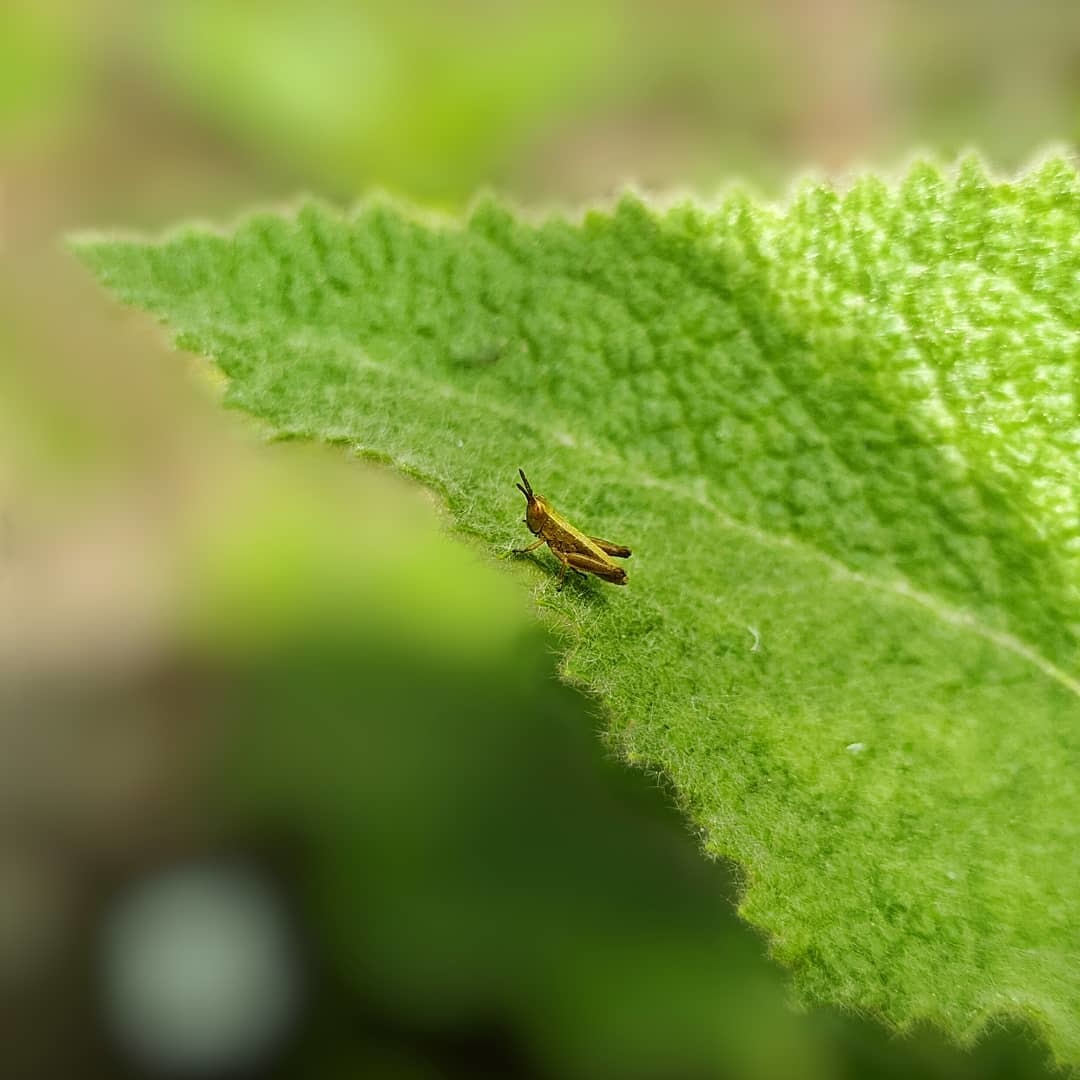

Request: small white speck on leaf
left=456, top=439, right=464, bottom=448
left=845, top=742, right=865, bottom=754
left=747, top=626, right=761, bottom=652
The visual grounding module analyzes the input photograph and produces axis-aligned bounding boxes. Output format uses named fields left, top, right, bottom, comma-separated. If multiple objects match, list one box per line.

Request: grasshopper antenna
left=516, top=468, right=534, bottom=500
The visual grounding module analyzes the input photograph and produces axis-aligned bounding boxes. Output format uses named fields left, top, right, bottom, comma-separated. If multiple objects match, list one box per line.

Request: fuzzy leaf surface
left=75, top=157, right=1080, bottom=1064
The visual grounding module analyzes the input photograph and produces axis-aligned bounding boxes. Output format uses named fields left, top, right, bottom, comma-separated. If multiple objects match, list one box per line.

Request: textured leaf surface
left=75, top=157, right=1080, bottom=1064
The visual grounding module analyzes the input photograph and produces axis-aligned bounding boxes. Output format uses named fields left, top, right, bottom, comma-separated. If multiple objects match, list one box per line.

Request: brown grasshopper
left=513, top=469, right=631, bottom=588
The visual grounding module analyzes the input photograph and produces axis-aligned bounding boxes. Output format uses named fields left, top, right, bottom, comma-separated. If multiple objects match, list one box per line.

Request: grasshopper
left=513, top=469, right=631, bottom=588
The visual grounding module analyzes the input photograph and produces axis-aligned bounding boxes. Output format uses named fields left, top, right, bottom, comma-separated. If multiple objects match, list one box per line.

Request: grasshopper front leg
left=512, top=537, right=546, bottom=556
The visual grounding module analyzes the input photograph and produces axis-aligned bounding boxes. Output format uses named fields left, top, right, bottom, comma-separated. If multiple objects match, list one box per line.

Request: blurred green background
left=3, top=2, right=1076, bottom=1076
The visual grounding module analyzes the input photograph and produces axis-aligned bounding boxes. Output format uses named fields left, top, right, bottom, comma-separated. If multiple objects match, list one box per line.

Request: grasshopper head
left=516, top=468, right=548, bottom=535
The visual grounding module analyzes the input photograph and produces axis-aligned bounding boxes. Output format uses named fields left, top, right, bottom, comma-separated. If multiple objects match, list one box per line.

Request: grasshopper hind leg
left=563, top=550, right=628, bottom=586
left=552, top=549, right=587, bottom=591
left=589, top=536, right=632, bottom=559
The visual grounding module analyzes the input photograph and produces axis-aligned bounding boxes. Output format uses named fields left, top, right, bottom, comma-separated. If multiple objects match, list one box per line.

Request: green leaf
left=73, top=155, right=1080, bottom=1066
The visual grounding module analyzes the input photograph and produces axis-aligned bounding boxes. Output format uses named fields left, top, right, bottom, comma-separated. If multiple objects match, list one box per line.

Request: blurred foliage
left=143, top=0, right=628, bottom=203
left=138, top=0, right=1080, bottom=201
left=0, top=3, right=82, bottom=149
left=6, top=0, right=1080, bottom=209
